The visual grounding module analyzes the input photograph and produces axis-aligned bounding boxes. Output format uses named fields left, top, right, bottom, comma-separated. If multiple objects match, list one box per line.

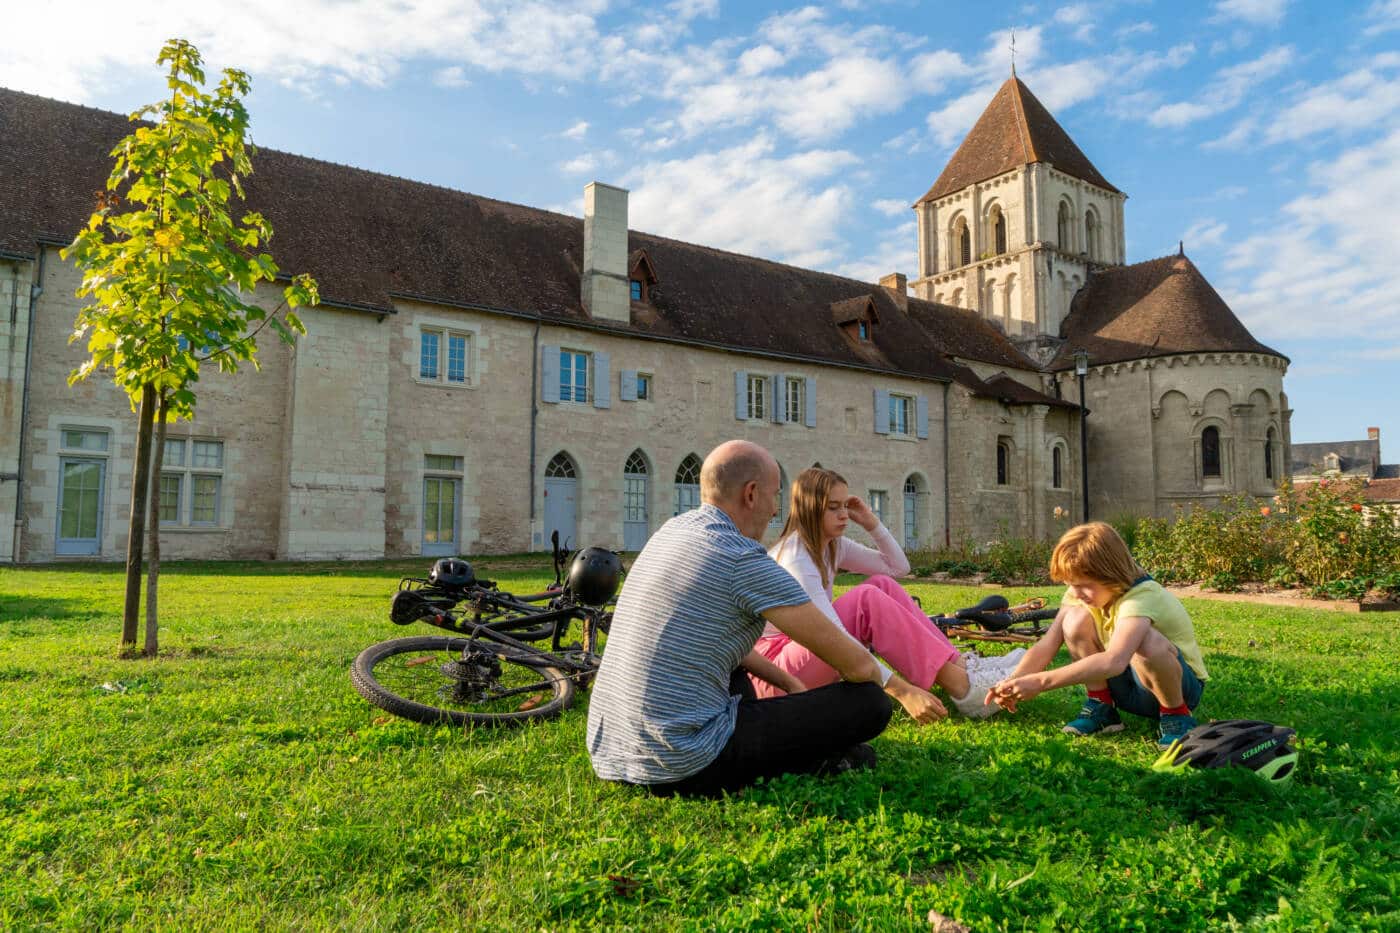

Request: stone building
left=0, top=76, right=1290, bottom=562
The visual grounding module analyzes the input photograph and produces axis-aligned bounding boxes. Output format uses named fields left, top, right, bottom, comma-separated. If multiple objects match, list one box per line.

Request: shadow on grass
left=0, top=595, right=97, bottom=623
left=9, top=555, right=561, bottom=580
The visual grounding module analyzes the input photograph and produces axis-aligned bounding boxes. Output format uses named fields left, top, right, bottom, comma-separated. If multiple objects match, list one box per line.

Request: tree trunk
left=122, top=383, right=156, bottom=654
left=144, top=393, right=170, bottom=658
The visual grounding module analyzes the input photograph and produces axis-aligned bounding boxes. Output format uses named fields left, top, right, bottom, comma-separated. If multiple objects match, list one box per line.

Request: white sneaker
left=951, top=665, right=1003, bottom=720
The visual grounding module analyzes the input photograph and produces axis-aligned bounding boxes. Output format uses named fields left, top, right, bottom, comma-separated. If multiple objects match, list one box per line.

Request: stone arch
left=622, top=448, right=653, bottom=551
left=950, top=287, right=964, bottom=308
left=1056, top=198, right=1075, bottom=251
left=1084, top=206, right=1101, bottom=260
left=1048, top=435, right=1070, bottom=489
left=947, top=212, right=972, bottom=270
left=984, top=200, right=1007, bottom=255
left=673, top=452, right=702, bottom=515
left=1153, top=390, right=1194, bottom=494
left=982, top=278, right=998, bottom=319
left=902, top=472, right=930, bottom=549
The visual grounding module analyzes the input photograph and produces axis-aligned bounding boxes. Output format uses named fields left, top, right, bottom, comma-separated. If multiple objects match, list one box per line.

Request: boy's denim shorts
left=1106, top=649, right=1204, bottom=718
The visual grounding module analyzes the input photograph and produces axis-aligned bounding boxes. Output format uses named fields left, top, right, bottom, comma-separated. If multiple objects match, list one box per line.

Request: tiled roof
left=917, top=76, right=1119, bottom=204
left=1049, top=254, right=1286, bottom=369
left=0, top=86, right=1039, bottom=383
left=1289, top=440, right=1380, bottom=477
left=975, top=373, right=1079, bottom=409
left=1364, top=477, right=1400, bottom=502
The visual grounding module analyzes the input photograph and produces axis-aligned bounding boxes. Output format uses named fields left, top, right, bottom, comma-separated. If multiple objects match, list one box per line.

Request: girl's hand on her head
left=845, top=495, right=878, bottom=531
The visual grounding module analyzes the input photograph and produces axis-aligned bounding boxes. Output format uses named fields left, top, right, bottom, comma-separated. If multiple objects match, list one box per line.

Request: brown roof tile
left=1049, top=253, right=1286, bottom=369
left=1364, top=478, right=1400, bottom=502
left=0, top=86, right=1039, bottom=384
left=918, top=76, right=1119, bottom=204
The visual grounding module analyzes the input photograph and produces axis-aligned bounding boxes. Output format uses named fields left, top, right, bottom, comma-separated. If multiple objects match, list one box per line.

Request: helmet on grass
left=1153, top=719, right=1299, bottom=786
left=566, top=547, right=623, bottom=606
left=428, top=557, right=475, bottom=590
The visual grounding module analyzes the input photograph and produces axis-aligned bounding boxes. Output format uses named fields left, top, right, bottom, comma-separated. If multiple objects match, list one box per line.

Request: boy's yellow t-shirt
left=1061, top=578, right=1209, bottom=680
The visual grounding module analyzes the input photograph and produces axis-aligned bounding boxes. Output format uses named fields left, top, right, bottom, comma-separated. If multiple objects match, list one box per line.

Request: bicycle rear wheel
left=351, top=635, right=575, bottom=727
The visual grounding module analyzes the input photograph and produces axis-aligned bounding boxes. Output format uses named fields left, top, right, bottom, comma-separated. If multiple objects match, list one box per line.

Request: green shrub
left=982, top=535, right=1053, bottom=584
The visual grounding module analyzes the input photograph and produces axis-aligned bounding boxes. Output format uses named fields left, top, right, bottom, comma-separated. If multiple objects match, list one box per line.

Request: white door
left=422, top=476, right=459, bottom=556
left=544, top=477, right=577, bottom=550
left=56, top=458, right=105, bottom=556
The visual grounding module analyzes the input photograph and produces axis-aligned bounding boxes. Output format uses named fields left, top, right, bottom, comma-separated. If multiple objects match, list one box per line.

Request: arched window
left=1202, top=426, right=1221, bottom=478
left=674, top=453, right=702, bottom=515
left=623, top=450, right=650, bottom=551
left=1264, top=429, right=1275, bottom=481
left=1084, top=209, right=1099, bottom=260
left=994, top=210, right=1007, bottom=254
left=996, top=439, right=1011, bottom=486
left=903, top=475, right=924, bottom=549
left=770, top=464, right=788, bottom=528
left=545, top=452, right=576, bottom=478
left=1057, top=201, right=1071, bottom=250
left=959, top=223, right=971, bottom=267
left=1052, top=446, right=1063, bottom=489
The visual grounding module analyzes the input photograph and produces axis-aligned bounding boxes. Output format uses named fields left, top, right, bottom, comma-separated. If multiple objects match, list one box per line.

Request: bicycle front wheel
left=351, top=636, right=576, bottom=727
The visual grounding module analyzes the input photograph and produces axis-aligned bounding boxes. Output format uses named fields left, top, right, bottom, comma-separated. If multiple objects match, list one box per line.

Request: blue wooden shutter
left=594, top=352, right=611, bottom=409
left=542, top=345, right=560, bottom=404
left=735, top=371, right=747, bottom=420
left=619, top=368, right=637, bottom=402
left=772, top=373, right=785, bottom=422
left=804, top=377, right=817, bottom=427
left=916, top=394, right=929, bottom=439
left=873, top=389, right=890, bottom=435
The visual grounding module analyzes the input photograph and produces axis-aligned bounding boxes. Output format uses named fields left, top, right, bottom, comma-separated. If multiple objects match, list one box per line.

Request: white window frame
left=636, top=372, right=653, bottom=401
left=784, top=376, right=804, bottom=424
left=160, top=437, right=225, bottom=526
left=418, top=326, right=473, bottom=386
left=746, top=374, right=768, bottom=421
left=560, top=348, right=592, bottom=404
left=422, top=454, right=464, bottom=556
left=56, top=427, right=111, bottom=555
left=888, top=393, right=913, bottom=436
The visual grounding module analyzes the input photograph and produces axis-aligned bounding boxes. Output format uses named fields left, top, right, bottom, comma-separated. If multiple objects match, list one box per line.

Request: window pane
left=425, top=454, right=463, bottom=472
left=630, top=279, right=643, bottom=300
left=163, top=438, right=186, bottom=467
left=191, top=475, right=220, bottom=523
left=637, top=374, right=650, bottom=400
left=192, top=441, right=223, bottom=469
left=62, top=430, right=108, bottom=452
left=420, top=330, right=440, bottom=379
left=447, top=333, right=467, bottom=384
left=159, top=474, right=182, bottom=523
left=574, top=354, right=588, bottom=401
left=1202, top=427, right=1221, bottom=477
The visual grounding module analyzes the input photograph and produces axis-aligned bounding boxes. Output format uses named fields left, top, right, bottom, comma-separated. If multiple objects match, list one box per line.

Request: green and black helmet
left=1154, top=719, right=1298, bottom=785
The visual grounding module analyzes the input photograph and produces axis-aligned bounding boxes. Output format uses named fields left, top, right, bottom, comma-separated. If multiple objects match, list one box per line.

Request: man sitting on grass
left=988, top=522, right=1208, bottom=746
left=586, top=439, right=946, bottom=797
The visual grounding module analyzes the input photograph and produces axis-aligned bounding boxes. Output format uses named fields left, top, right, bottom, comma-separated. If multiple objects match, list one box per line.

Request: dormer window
left=629, top=249, right=658, bottom=304
left=831, top=295, right=880, bottom=344
left=858, top=321, right=870, bottom=341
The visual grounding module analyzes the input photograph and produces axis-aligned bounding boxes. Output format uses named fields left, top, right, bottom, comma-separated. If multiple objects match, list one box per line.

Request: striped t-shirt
left=586, top=503, right=810, bottom=784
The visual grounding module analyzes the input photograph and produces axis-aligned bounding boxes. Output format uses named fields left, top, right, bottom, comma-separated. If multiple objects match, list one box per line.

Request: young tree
left=63, top=39, right=318, bottom=656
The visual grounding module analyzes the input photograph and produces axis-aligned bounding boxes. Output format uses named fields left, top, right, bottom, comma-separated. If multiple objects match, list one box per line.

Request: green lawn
left=2, top=560, right=1397, bottom=930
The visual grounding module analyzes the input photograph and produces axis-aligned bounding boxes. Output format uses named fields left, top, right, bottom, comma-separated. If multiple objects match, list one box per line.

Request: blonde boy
left=988, top=522, right=1208, bottom=746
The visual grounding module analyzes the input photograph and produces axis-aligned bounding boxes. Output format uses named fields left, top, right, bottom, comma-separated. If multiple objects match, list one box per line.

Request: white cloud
left=738, top=44, right=786, bottom=76
left=835, top=221, right=917, bottom=284
left=1181, top=218, right=1228, bottom=251
left=909, top=50, right=967, bottom=92
left=562, top=120, right=590, bottom=140
left=668, top=0, right=718, bottom=20
left=1054, top=3, right=1096, bottom=41
left=1149, top=46, right=1295, bottom=127
left=873, top=198, right=911, bottom=217
left=433, top=66, right=471, bottom=88
left=1222, top=127, right=1400, bottom=343
left=1212, top=0, right=1293, bottom=27
left=0, top=0, right=614, bottom=102
left=1364, top=0, right=1400, bottom=37
left=560, top=154, right=600, bottom=175
left=623, top=136, right=860, bottom=267
left=1117, top=21, right=1155, bottom=39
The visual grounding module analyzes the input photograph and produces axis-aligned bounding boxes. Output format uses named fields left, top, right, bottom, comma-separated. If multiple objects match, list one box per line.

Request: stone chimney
left=1368, top=426, right=1380, bottom=441
left=582, top=182, right=631, bottom=323
left=879, top=272, right=908, bottom=312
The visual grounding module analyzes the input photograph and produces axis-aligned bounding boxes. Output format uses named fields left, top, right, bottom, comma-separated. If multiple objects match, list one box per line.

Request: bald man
left=587, top=439, right=945, bottom=796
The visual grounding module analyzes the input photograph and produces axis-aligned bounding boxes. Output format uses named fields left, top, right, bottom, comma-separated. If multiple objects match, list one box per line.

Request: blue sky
left=5, top=0, right=1399, bottom=454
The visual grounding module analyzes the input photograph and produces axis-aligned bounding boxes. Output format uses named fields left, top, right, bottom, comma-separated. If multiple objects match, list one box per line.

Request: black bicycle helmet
left=566, top=547, right=623, bottom=606
left=1153, top=719, right=1299, bottom=786
left=428, top=557, right=474, bottom=590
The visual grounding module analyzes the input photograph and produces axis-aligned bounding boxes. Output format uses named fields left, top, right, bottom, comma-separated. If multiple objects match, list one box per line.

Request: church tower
left=910, top=76, right=1127, bottom=357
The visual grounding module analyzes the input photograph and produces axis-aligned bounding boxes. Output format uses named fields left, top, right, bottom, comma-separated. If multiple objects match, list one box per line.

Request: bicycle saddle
left=953, top=595, right=1012, bottom=631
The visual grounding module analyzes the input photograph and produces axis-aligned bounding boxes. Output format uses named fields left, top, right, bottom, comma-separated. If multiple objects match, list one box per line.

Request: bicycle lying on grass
left=930, top=594, right=1060, bottom=643
left=350, top=534, right=621, bottom=727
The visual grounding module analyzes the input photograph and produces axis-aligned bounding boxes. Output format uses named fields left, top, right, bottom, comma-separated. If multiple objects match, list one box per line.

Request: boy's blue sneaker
left=1158, top=712, right=1198, bottom=747
left=1062, top=699, right=1124, bottom=736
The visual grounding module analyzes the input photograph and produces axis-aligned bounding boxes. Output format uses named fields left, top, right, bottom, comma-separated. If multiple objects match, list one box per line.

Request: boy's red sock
left=1087, top=688, right=1113, bottom=705
left=1160, top=703, right=1191, bottom=717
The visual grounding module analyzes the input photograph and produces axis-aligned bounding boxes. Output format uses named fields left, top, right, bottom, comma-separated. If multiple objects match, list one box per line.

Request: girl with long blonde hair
left=754, top=467, right=1010, bottom=717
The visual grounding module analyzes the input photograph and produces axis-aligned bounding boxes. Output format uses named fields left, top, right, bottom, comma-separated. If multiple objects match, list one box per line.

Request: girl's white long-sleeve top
left=760, top=522, right=910, bottom=640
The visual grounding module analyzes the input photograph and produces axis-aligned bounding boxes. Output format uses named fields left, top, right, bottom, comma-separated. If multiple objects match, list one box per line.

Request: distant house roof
left=1364, top=477, right=1400, bottom=502
left=1050, top=254, right=1287, bottom=369
left=917, top=76, right=1119, bottom=205
left=0, top=86, right=1042, bottom=385
left=1291, top=438, right=1382, bottom=478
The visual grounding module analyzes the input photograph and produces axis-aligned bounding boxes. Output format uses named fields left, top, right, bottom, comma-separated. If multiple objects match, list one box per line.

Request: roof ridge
left=1008, top=77, right=1036, bottom=165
